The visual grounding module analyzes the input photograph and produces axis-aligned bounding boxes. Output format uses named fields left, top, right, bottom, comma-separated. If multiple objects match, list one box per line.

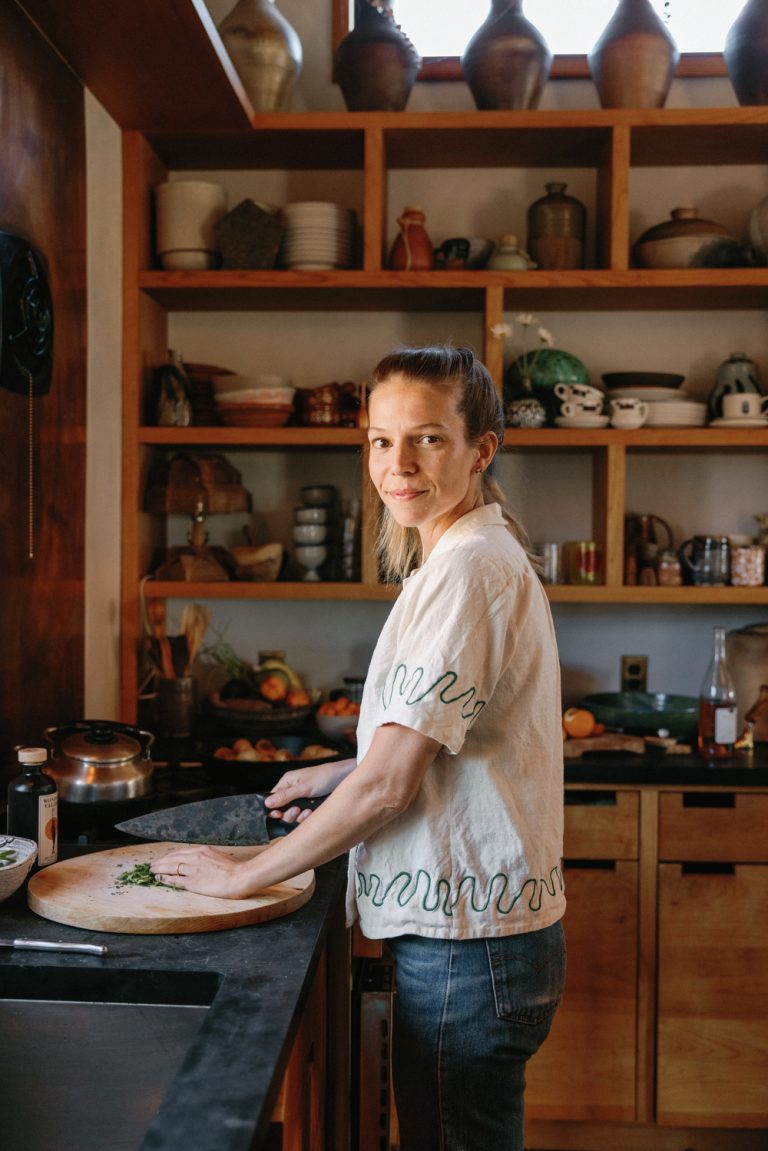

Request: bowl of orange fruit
left=315, top=693, right=361, bottom=741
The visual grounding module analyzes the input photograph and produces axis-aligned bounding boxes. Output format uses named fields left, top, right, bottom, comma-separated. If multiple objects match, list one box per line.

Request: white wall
left=84, top=1, right=767, bottom=716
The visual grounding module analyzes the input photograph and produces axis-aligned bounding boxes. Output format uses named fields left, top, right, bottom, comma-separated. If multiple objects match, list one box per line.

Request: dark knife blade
left=115, top=793, right=270, bottom=846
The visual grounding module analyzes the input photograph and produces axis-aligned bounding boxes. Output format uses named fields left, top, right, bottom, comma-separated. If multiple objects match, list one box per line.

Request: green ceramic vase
left=504, top=348, right=589, bottom=423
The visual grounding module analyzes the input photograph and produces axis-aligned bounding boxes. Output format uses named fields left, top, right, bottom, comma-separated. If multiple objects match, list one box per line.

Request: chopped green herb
left=0, top=849, right=19, bottom=867
left=115, top=862, right=180, bottom=890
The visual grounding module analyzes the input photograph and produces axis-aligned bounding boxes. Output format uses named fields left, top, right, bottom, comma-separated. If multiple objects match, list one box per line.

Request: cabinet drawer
left=659, top=792, right=768, bottom=862
left=657, top=863, right=768, bottom=1127
left=564, top=790, right=639, bottom=860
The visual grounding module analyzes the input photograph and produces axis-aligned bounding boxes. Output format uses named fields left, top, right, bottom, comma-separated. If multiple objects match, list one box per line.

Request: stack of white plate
left=644, top=399, right=708, bottom=427
left=280, top=202, right=357, bottom=270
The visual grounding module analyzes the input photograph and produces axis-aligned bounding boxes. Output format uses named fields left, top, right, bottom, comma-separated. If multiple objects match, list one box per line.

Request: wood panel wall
left=0, top=4, right=86, bottom=782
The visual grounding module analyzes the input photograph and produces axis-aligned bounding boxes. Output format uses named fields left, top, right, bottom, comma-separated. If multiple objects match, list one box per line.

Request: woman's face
left=367, top=374, right=497, bottom=557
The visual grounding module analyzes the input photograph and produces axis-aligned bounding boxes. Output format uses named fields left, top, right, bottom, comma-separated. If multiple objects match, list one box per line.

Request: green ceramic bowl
left=580, top=692, right=698, bottom=740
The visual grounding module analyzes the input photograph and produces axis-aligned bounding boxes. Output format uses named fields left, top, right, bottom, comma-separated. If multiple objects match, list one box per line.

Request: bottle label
left=714, top=706, right=737, bottom=746
left=37, top=792, right=58, bottom=866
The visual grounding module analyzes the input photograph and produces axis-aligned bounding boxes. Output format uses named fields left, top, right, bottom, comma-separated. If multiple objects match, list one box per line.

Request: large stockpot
left=43, top=721, right=155, bottom=803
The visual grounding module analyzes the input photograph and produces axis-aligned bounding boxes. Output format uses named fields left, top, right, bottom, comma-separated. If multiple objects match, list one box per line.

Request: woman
left=153, top=345, right=565, bottom=1151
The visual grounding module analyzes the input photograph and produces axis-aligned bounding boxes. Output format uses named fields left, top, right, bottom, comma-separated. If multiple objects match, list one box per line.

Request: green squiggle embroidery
left=383, top=662, right=485, bottom=722
left=356, top=865, right=563, bottom=919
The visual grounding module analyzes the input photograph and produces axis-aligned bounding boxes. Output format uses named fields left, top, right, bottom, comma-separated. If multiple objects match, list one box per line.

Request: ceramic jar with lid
left=633, top=206, right=735, bottom=269
left=487, top=235, right=536, bottom=271
left=527, top=182, right=586, bottom=269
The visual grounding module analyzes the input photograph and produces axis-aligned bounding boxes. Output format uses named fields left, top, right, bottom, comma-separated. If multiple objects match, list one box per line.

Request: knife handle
left=12, top=938, right=108, bottom=956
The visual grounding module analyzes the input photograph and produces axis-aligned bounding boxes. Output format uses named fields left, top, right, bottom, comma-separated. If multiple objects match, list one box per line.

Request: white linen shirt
left=346, top=503, right=565, bottom=940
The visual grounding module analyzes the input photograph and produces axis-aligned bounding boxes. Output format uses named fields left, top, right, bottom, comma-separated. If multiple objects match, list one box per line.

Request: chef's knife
left=0, top=938, right=108, bottom=955
left=114, top=793, right=271, bottom=846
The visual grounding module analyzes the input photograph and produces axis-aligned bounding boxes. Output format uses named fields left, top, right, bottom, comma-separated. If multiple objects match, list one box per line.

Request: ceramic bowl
left=315, top=712, right=359, bottom=741
left=159, top=249, right=218, bottom=270
left=0, top=836, right=38, bottom=903
left=602, top=372, right=685, bottom=390
left=292, top=524, right=327, bottom=545
left=580, top=692, right=698, bottom=740
left=294, top=506, right=328, bottom=525
left=301, top=485, right=335, bottom=507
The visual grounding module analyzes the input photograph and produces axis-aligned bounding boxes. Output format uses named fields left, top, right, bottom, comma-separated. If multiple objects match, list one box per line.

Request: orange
left=562, top=707, right=596, bottom=739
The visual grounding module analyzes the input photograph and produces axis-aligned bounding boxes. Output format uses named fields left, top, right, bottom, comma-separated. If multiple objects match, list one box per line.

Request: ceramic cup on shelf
left=721, top=392, right=768, bottom=420
left=561, top=400, right=603, bottom=420
left=554, top=382, right=603, bottom=408
left=609, top=397, right=649, bottom=428
left=155, top=180, right=227, bottom=270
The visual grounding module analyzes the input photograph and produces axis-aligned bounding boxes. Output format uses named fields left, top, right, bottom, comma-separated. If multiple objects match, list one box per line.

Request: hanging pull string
left=26, top=367, right=35, bottom=559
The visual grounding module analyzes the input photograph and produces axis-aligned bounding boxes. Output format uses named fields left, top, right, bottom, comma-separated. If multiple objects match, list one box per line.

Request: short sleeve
left=371, top=551, right=517, bottom=754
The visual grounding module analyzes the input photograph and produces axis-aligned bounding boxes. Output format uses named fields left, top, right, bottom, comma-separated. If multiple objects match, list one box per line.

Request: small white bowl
left=293, top=524, right=327, bottom=545
left=316, top=712, right=359, bottom=740
left=294, top=506, right=328, bottom=525
left=0, top=836, right=38, bottom=903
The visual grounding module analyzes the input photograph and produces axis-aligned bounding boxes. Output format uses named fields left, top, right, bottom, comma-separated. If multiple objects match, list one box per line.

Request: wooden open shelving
left=112, top=6, right=768, bottom=718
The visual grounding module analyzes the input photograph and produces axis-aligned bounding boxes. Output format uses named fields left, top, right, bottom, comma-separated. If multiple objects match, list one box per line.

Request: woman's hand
left=265, top=757, right=356, bottom=824
left=151, top=844, right=251, bottom=899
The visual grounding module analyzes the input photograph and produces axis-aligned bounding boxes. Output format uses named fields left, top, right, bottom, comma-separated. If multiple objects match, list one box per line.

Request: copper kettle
left=625, top=514, right=674, bottom=585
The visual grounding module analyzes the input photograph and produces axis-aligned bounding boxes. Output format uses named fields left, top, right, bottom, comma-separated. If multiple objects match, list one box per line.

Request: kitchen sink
left=0, top=966, right=221, bottom=1151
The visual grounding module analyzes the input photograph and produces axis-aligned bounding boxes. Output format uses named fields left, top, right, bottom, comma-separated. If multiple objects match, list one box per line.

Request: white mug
left=609, top=398, right=649, bottom=427
left=561, top=400, right=602, bottom=419
left=721, top=391, right=768, bottom=420
left=555, top=382, right=603, bottom=407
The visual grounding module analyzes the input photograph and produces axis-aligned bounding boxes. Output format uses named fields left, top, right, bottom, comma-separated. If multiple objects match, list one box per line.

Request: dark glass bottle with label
left=6, top=747, right=58, bottom=866
left=697, top=626, right=738, bottom=760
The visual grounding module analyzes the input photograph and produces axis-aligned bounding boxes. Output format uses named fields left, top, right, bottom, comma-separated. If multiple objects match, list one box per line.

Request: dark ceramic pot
left=461, top=0, right=552, bottom=111
left=724, top=0, right=768, bottom=105
left=334, top=0, right=421, bottom=111
left=504, top=349, right=590, bottom=423
left=588, top=0, right=679, bottom=108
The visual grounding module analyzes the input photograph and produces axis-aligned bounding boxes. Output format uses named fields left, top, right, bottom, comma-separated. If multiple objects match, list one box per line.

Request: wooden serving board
left=26, top=843, right=314, bottom=935
left=563, top=733, right=646, bottom=759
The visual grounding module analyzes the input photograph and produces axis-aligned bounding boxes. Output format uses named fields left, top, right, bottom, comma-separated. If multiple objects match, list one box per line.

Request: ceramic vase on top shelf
left=461, top=0, right=552, bottom=110
left=725, top=0, right=768, bottom=105
left=217, top=0, right=302, bottom=113
left=588, top=0, right=679, bottom=108
left=334, top=0, right=421, bottom=111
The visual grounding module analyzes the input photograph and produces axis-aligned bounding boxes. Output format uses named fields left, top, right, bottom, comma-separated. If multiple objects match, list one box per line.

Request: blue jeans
left=388, top=921, right=565, bottom=1151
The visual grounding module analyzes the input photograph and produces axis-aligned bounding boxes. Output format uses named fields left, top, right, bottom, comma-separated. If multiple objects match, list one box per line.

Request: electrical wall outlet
left=621, top=655, right=648, bottom=693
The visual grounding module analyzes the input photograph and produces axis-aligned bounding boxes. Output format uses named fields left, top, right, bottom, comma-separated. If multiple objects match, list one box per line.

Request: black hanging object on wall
left=0, top=229, right=54, bottom=396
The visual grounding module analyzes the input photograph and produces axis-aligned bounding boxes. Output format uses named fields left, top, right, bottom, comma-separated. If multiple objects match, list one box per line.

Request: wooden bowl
left=217, top=403, right=294, bottom=428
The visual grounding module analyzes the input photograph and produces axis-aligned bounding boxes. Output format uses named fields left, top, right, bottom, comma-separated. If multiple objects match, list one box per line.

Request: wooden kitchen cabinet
left=525, top=785, right=768, bottom=1151
left=525, top=790, right=640, bottom=1122
left=656, top=792, right=768, bottom=1127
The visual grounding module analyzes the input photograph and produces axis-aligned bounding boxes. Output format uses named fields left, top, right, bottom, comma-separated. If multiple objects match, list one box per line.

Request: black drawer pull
left=565, top=790, right=617, bottom=807
left=682, top=793, right=735, bottom=809
left=681, top=862, right=736, bottom=876
left=562, top=859, right=616, bottom=871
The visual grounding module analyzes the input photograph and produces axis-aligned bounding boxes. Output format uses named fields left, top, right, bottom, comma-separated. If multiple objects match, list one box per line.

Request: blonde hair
left=369, top=346, right=534, bottom=583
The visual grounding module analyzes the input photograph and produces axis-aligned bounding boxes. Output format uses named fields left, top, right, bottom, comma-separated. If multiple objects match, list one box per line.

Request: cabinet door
left=525, top=860, right=639, bottom=1122
left=657, top=863, right=768, bottom=1127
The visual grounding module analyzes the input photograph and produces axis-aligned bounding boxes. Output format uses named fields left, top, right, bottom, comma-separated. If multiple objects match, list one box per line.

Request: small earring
left=475, top=465, right=483, bottom=474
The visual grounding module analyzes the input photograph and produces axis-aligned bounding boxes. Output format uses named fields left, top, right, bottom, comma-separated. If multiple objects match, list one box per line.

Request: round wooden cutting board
left=26, top=843, right=315, bottom=935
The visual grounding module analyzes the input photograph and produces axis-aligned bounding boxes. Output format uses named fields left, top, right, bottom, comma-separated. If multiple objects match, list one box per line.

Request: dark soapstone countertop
left=0, top=850, right=347, bottom=1151
left=564, top=745, right=768, bottom=786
